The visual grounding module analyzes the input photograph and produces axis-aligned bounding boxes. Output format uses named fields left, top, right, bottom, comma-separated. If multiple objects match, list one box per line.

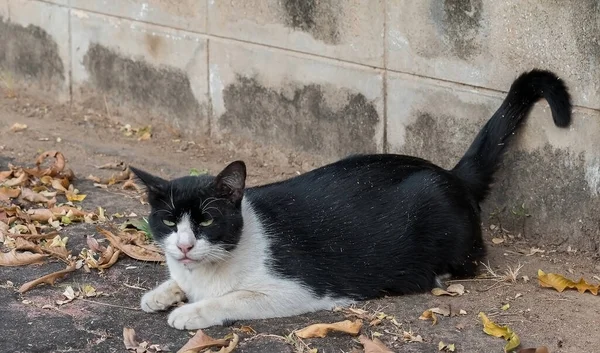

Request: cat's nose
left=177, top=243, right=194, bottom=254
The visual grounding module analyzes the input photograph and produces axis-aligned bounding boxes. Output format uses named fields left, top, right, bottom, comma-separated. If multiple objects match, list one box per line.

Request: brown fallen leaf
left=0, top=249, right=47, bottom=266
left=123, top=327, right=140, bottom=350
left=538, top=269, right=599, bottom=295
left=419, top=309, right=438, bottom=325
left=517, top=347, right=549, bottom=353
left=0, top=170, right=13, bottom=182
left=479, top=312, right=520, bottom=352
left=98, top=227, right=164, bottom=262
left=20, top=187, right=56, bottom=206
left=35, top=150, right=66, bottom=177
left=0, top=186, right=20, bottom=200
left=432, top=284, right=464, bottom=296
left=402, top=330, right=423, bottom=343
left=18, top=261, right=77, bottom=293
left=206, top=333, right=239, bottom=353
left=358, top=335, right=394, bottom=353
left=3, top=172, right=27, bottom=187
left=177, top=330, right=229, bottom=353
left=295, top=319, right=363, bottom=339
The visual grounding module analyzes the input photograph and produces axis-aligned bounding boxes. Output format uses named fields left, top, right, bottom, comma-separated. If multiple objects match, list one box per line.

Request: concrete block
left=209, top=39, right=384, bottom=158
left=208, top=0, right=385, bottom=66
left=386, top=0, right=600, bottom=110
left=1, top=0, right=69, bottom=101
left=71, top=10, right=209, bottom=135
left=71, top=0, right=207, bottom=33
left=387, top=72, right=600, bottom=250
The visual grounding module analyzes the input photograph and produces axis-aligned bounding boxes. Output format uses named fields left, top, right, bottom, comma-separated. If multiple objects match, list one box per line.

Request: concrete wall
left=1, top=0, right=599, bottom=251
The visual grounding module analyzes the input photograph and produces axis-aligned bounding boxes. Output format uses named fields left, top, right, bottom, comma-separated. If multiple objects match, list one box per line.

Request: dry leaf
left=98, top=227, right=164, bottom=262
left=10, top=123, right=28, bottom=132
left=0, top=249, right=46, bottom=266
left=439, top=341, right=456, bottom=352
left=123, top=327, right=140, bottom=350
left=492, top=237, right=505, bottom=244
left=18, top=261, right=77, bottom=293
left=538, top=269, right=599, bottom=295
left=295, top=319, right=363, bottom=338
left=237, top=325, right=256, bottom=334
left=402, top=330, right=423, bottom=343
left=358, top=334, right=394, bottom=353
left=0, top=186, right=20, bottom=200
left=207, top=333, right=239, bottom=353
left=479, top=312, right=520, bottom=352
left=419, top=309, right=438, bottom=325
left=501, top=303, right=510, bottom=311
left=56, top=285, right=78, bottom=305
left=20, top=188, right=55, bottom=205
left=176, top=330, right=228, bottom=353
left=517, top=347, right=549, bottom=353
left=431, top=284, right=464, bottom=296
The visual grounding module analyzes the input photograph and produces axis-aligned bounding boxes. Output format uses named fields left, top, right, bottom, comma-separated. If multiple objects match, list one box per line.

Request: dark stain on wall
left=401, top=112, right=484, bottom=169
left=430, top=0, right=483, bottom=60
left=82, top=43, right=206, bottom=134
left=400, top=110, right=599, bottom=251
left=219, top=75, right=379, bottom=157
left=281, top=0, right=340, bottom=45
left=0, top=19, right=65, bottom=91
left=485, top=146, right=599, bottom=252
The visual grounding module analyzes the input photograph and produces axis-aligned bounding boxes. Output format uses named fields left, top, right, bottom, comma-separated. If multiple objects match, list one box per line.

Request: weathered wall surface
left=0, top=0, right=599, bottom=250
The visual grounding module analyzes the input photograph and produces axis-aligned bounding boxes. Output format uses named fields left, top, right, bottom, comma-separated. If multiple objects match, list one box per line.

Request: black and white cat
left=130, top=69, right=571, bottom=330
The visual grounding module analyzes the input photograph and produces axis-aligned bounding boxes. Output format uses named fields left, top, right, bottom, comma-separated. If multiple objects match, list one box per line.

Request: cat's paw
left=167, top=303, right=220, bottom=330
left=141, top=281, right=185, bottom=313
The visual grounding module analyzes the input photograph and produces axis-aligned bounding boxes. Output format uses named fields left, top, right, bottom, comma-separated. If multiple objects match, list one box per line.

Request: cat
left=130, top=69, right=571, bottom=330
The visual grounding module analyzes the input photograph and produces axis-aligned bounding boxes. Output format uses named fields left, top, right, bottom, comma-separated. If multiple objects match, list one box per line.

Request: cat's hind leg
left=141, top=279, right=186, bottom=312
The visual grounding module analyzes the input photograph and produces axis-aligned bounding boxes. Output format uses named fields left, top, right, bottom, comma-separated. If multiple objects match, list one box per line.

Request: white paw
left=140, top=285, right=184, bottom=313
left=167, top=303, right=219, bottom=330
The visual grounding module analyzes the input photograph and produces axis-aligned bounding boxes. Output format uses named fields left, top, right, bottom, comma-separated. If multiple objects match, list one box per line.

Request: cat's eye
left=162, top=219, right=176, bottom=227
left=200, top=218, right=213, bottom=227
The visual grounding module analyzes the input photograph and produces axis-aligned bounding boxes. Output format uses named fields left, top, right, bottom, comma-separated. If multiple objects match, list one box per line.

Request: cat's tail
left=452, top=69, right=572, bottom=203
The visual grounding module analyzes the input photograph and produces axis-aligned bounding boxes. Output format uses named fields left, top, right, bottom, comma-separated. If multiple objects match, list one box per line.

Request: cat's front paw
left=141, top=280, right=185, bottom=313
left=167, top=303, right=220, bottom=330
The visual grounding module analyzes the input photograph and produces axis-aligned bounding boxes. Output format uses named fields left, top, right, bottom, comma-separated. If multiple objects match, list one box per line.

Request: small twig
left=544, top=298, right=570, bottom=301
left=79, top=298, right=140, bottom=311
left=478, top=282, right=510, bottom=292
left=122, top=283, right=148, bottom=291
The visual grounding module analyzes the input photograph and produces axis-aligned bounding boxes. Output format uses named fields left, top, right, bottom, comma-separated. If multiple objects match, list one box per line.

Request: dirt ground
left=1, top=92, right=599, bottom=353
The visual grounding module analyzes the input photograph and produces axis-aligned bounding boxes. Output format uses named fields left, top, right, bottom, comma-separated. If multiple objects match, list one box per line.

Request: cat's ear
left=129, top=166, right=168, bottom=196
left=215, top=161, right=246, bottom=203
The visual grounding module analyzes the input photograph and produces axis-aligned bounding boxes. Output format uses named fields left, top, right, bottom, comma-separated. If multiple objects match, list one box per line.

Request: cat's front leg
left=167, top=290, right=278, bottom=330
left=167, top=290, right=335, bottom=330
left=141, top=279, right=186, bottom=312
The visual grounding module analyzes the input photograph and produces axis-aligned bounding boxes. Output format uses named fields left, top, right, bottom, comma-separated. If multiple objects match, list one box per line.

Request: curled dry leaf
left=3, top=172, right=27, bottom=187
left=18, top=261, right=77, bottom=293
left=207, top=333, right=239, bottom=353
left=295, top=319, right=363, bottom=339
left=538, top=269, right=599, bottom=295
left=98, top=227, right=164, bottom=262
left=431, top=284, right=464, bottom=297
left=419, top=309, right=438, bottom=325
left=0, top=249, right=47, bottom=266
left=402, top=330, right=423, bottom=343
left=176, top=330, right=229, bottom=353
left=0, top=186, right=21, bottom=200
left=478, top=312, right=520, bottom=352
left=517, top=347, right=549, bottom=353
left=10, top=122, right=28, bottom=132
left=123, top=327, right=140, bottom=350
left=20, top=187, right=56, bottom=206
left=35, top=150, right=66, bottom=177
left=358, top=335, right=394, bottom=353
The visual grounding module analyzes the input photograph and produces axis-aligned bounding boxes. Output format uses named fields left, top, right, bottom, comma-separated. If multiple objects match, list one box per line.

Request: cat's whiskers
left=203, top=207, right=223, bottom=217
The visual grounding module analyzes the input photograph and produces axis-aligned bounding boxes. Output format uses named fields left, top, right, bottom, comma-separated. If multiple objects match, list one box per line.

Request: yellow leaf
left=538, top=269, right=599, bottom=295
left=439, top=341, right=446, bottom=351
left=431, top=284, right=464, bottom=296
left=447, top=343, right=456, bottom=352
left=66, top=192, right=87, bottom=202
left=492, top=237, right=505, bottom=244
left=50, top=235, right=68, bottom=248
left=295, top=319, right=362, bottom=338
left=501, top=303, right=510, bottom=311
left=478, top=312, right=520, bottom=352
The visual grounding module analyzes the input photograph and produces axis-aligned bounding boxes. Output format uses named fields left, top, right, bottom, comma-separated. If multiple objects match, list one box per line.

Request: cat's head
left=130, top=161, right=247, bottom=267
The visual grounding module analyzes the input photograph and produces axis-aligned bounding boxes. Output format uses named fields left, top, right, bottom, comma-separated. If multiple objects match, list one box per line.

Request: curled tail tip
left=513, top=69, right=573, bottom=128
